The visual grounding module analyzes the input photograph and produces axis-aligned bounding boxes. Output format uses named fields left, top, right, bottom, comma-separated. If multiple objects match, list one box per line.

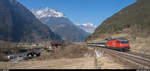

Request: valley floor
left=0, top=43, right=129, bottom=69
left=0, top=56, right=128, bottom=69
left=0, top=57, right=94, bottom=69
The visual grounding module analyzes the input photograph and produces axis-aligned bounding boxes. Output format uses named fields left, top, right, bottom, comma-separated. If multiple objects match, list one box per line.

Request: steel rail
left=97, top=47, right=150, bottom=69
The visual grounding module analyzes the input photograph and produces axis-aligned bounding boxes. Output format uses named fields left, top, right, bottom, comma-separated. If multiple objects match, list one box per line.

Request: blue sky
left=17, top=0, right=136, bottom=26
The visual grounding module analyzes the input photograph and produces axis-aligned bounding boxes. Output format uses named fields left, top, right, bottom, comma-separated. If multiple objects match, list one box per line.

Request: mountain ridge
left=32, top=8, right=89, bottom=42
left=0, top=0, right=62, bottom=42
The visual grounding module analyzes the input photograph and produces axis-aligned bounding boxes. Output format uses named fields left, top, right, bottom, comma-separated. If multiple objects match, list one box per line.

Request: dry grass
left=0, top=43, right=95, bottom=69
left=0, top=41, right=31, bottom=55
left=35, top=44, right=94, bottom=60
left=130, top=37, right=150, bottom=52
left=0, top=57, right=95, bottom=69
left=111, top=33, right=128, bottom=38
left=97, top=56, right=129, bottom=69
left=0, top=52, right=9, bottom=62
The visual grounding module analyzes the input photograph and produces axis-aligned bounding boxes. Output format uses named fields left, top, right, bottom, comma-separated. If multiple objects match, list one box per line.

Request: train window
left=117, top=41, right=120, bottom=43
left=117, top=41, right=129, bottom=44
left=122, top=41, right=129, bottom=43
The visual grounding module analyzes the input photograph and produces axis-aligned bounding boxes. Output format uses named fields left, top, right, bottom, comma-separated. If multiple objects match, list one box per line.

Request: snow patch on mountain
left=75, top=23, right=96, bottom=33
left=32, top=8, right=65, bottom=19
left=32, top=8, right=96, bottom=34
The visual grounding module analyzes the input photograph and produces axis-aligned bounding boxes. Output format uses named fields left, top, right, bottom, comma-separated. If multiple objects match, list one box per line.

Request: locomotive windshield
left=117, top=41, right=129, bottom=44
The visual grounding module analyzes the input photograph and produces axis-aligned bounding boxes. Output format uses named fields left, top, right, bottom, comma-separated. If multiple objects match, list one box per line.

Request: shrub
left=0, top=52, right=9, bottom=62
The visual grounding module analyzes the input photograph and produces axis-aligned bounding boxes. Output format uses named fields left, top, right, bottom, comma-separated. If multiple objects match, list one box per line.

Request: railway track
left=127, top=52, right=150, bottom=61
left=85, top=42, right=150, bottom=69
left=95, top=47, right=150, bottom=69
left=72, top=43, right=150, bottom=69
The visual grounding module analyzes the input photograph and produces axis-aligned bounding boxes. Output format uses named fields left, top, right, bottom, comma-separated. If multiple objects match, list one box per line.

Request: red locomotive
left=105, top=37, right=130, bottom=52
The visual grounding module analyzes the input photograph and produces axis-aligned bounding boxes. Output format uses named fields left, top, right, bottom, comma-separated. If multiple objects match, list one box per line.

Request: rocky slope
left=86, top=0, right=150, bottom=41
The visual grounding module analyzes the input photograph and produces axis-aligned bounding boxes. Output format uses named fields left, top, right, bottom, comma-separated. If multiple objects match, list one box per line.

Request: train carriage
left=87, top=37, right=130, bottom=52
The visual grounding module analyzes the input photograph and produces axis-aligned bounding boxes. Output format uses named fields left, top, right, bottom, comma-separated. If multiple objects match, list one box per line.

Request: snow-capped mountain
left=32, top=8, right=89, bottom=42
left=75, top=23, right=96, bottom=33
left=32, top=8, right=65, bottom=19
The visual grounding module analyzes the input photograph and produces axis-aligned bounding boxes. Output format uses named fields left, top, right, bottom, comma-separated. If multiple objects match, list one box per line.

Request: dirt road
left=0, top=57, right=95, bottom=69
